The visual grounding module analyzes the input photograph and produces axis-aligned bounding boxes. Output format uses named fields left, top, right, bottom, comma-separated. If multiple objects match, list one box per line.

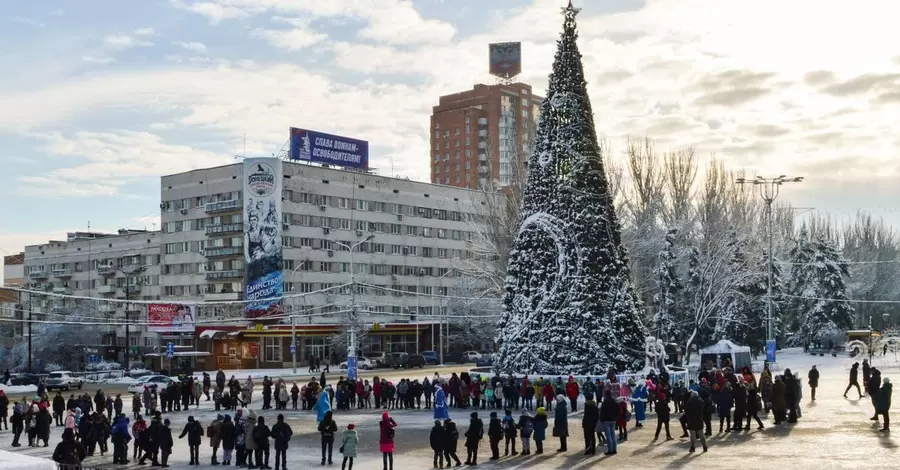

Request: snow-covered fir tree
left=653, top=228, right=683, bottom=343
left=496, top=1, right=646, bottom=375
left=714, top=234, right=769, bottom=353
left=788, top=226, right=856, bottom=345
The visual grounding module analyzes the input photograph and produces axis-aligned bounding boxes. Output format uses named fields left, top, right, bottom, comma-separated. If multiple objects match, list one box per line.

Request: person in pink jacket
left=379, top=411, right=397, bottom=470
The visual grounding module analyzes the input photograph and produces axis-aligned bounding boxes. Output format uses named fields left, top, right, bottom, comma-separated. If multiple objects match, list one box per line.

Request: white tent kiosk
left=699, top=340, right=752, bottom=371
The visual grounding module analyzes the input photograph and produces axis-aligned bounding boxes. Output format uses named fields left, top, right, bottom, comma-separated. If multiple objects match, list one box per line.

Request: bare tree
left=662, top=147, right=698, bottom=233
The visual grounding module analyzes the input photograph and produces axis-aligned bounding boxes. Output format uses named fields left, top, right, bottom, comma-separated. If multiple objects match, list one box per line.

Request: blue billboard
left=289, top=127, right=369, bottom=169
left=243, top=158, right=285, bottom=319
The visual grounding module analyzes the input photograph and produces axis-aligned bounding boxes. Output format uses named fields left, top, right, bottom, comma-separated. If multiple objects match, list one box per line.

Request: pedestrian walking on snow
left=845, top=362, right=863, bottom=398
left=808, top=366, right=820, bottom=401
left=877, top=378, right=892, bottom=432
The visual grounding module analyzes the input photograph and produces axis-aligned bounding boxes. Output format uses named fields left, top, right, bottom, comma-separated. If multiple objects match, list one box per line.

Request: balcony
left=125, top=304, right=143, bottom=313
left=98, top=303, right=117, bottom=314
left=29, top=272, right=48, bottom=280
left=98, top=265, right=116, bottom=276
left=52, top=286, right=70, bottom=294
left=478, top=129, right=487, bottom=137
left=206, top=223, right=243, bottom=236
left=205, top=199, right=241, bottom=214
left=203, top=246, right=243, bottom=258
left=51, top=306, right=66, bottom=315
left=98, top=285, right=117, bottom=295
left=205, top=291, right=241, bottom=301
left=52, top=269, right=72, bottom=279
left=205, top=269, right=242, bottom=281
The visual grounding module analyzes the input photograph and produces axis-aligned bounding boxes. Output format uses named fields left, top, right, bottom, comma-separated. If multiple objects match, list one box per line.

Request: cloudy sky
left=2, top=0, right=900, bottom=260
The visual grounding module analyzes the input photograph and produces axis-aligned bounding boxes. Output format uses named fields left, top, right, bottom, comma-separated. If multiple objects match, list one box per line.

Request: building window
left=263, top=337, right=281, bottom=363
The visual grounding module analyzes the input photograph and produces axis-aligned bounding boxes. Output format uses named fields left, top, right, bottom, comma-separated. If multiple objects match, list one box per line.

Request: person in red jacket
left=471, top=381, right=482, bottom=410
left=542, top=383, right=555, bottom=412
left=355, top=381, right=365, bottom=409
left=565, top=377, right=580, bottom=412
left=373, top=378, right=382, bottom=409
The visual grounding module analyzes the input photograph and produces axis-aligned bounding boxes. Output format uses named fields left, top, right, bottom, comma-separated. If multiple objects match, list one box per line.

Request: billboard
left=489, top=42, right=522, bottom=79
left=243, top=158, right=285, bottom=319
left=289, top=128, right=369, bottom=169
left=147, top=303, right=196, bottom=333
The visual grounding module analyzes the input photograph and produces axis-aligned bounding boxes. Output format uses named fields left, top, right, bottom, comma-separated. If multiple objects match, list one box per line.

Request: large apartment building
left=22, top=230, right=164, bottom=351
left=160, top=161, right=488, bottom=369
left=19, top=161, right=493, bottom=370
left=430, top=83, right=543, bottom=189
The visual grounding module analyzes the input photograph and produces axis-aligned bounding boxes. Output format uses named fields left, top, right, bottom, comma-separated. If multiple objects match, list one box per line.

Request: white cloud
left=104, top=34, right=154, bottom=49
left=11, top=16, right=45, bottom=28
left=133, top=27, right=155, bottom=36
left=251, top=28, right=326, bottom=50
left=51, top=9, right=65, bottom=17
left=82, top=56, right=116, bottom=65
left=176, top=41, right=208, bottom=53
left=17, top=130, right=233, bottom=197
left=170, top=0, right=249, bottom=24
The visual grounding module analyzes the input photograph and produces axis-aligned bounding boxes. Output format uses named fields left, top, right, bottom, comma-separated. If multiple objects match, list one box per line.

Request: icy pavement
left=3, top=349, right=899, bottom=469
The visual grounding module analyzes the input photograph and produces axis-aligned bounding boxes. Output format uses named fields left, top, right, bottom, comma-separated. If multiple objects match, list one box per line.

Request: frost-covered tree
left=497, top=2, right=646, bottom=375
left=715, top=235, right=769, bottom=353
left=788, top=226, right=856, bottom=345
left=653, top=228, right=683, bottom=343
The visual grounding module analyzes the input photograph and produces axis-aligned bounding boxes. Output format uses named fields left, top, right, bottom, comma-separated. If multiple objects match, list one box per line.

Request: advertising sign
left=147, top=303, right=196, bottom=333
left=289, top=128, right=369, bottom=169
left=346, top=356, right=358, bottom=381
left=489, top=42, right=522, bottom=79
left=243, top=158, right=285, bottom=319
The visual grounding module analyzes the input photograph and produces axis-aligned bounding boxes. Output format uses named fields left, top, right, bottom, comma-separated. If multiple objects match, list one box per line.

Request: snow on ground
left=0, top=449, right=55, bottom=470
left=0, top=384, right=37, bottom=395
left=5, top=348, right=899, bottom=469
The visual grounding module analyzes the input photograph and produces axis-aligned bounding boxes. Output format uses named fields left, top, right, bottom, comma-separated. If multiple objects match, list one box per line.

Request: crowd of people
left=0, top=358, right=892, bottom=469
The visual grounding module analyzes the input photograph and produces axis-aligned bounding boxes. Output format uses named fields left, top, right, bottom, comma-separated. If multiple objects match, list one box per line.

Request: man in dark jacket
left=808, top=366, right=820, bottom=401
left=464, top=412, right=484, bottom=465
left=685, top=391, right=707, bottom=453
left=783, top=369, right=799, bottom=423
left=581, top=395, right=600, bottom=455
left=870, top=368, right=883, bottom=422
left=877, top=377, right=893, bottom=432
left=253, top=416, right=272, bottom=469
left=262, top=377, right=273, bottom=410
left=52, top=392, right=65, bottom=426
left=845, top=362, right=863, bottom=398
left=139, top=415, right=161, bottom=466
left=159, top=418, right=174, bottom=468
left=220, top=415, right=237, bottom=466
left=430, top=420, right=446, bottom=468
left=53, top=428, right=86, bottom=468
left=599, top=390, right=619, bottom=455
left=270, top=414, right=293, bottom=470
left=654, top=393, right=672, bottom=440
left=179, top=415, right=203, bottom=465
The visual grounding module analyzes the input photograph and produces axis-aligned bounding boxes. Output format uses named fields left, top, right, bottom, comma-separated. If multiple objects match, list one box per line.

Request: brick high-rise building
left=430, top=83, right=543, bottom=189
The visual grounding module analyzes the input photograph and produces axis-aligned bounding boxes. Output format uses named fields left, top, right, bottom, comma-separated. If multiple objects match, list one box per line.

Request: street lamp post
left=334, top=234, right=375, bottom=381
left=289, top=262, right=307, bottom=374
left=435, top=269, right=455, bottom=365
left=736, top=175, right=803, bottom=359
left=118, top=264, right=145, bottom=375
left=415, top=269, right=424, bottom=354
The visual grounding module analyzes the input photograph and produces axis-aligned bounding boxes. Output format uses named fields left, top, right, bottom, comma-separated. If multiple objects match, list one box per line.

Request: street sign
left=166, top=342, right=175, bottom=360
left=289, top=345, right=296, bottom=354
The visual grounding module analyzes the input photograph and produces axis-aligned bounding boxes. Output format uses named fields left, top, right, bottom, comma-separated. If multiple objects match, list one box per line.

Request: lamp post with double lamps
left=735, top=175, right=803, bottom=360
left=333, top=234, right=375, bottom=381
left=288, top=261, right=308, bottom=374
left=116, top=263, right=145, bottom=375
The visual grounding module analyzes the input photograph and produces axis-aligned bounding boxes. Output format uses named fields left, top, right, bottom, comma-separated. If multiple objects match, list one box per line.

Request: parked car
left=462, top=351, right=483, bottom=362
left=402, top=354, right=427, bottom=369
left=127, top=375, right=179, bottom=394
left=475, top=354, right=494, bottom=367
left=421, top=350, right=439, bottom=365
left=339, top=358, right=376, bottom=370
left=45, top=371, right=84, bottom=392
left=384, top=352, right=408, bottom=369
left=6, top=373, right=41, bottom=386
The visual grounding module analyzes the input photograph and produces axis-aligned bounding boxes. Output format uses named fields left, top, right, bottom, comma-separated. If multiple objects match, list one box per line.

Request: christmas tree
left=653, top=228, right=684, bottom=344
left=496, top=1, right=646, bottom=375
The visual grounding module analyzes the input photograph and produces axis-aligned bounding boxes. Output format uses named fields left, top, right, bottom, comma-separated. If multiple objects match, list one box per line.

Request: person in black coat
left=599, top=390, right=619, bottom=455
left=463, top=412, right=483, bottom=465
left=179, top=416, right=203, bottom=465
left=732, top=381, right=748, bottom=431
left=52, top=428, right=86, bottom=468
left=685, top=391, right=707, bottom=453
left=443, top=418, right=462, bottom=466
left=36, top=407, right=52, bottom=447
left=808, top=366, right=820, bottom=401
left=158, top=418, right=174, bottom=468
left=869, top=367, right=883, bottom=421
left=0, top=391, right=8, bottom=431
left=114, top=394, right=123, bottom=417
left=654, top=394, right=673, bottom=440
left=581, top=395, right=600, bottom=455
left=253, top=416, right=272, bottom=469
left=271, top=414, right=293, bottom=470
left=845, top=362, right=863, bottom=398
left=745, top=385, right=765, bottom=430
left=487, top=411, right=503, bottom=460
left=220, top=415, right=237, bottom=466
left=52, top=393, right=66, bottom=426
left=783, top=369, right=799, bottom=424
left=139, top=416, right=161, bottom=466
left=430, top=420, right=446, bottom=468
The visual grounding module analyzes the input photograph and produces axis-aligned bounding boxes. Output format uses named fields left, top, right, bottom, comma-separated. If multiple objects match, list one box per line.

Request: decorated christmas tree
left=496, top=1, right=646, bottom=375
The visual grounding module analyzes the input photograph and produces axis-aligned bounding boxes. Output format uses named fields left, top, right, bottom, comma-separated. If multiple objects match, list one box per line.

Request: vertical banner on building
left=243, top=158, right=284, bottom=319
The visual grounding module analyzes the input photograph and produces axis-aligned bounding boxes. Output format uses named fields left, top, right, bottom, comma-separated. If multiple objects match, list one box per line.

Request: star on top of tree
left=562, top=0, right=581, bottom=17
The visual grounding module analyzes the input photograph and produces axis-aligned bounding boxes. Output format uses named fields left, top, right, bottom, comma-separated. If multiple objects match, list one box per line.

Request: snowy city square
left=3, top=0, right=900, bottom=469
